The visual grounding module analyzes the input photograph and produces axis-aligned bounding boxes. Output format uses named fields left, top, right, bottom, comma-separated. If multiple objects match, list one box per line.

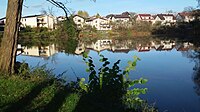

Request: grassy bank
left=0, top=74, right=80, bottom=112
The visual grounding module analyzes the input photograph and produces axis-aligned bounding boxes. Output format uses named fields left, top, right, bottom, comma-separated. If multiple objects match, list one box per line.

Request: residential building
left=85, top=17, right=111, bottom=30
left=176, top=12, right=195, bottom=22
left=135, top=14, right=154, bottom=23
left=1, top=14, right=56, bottom=29
left=106, top=12, right=131, bottom=23
left=57, top=16, right=66, bottom=22
left=152, top=14, right=176, bottom=25
left=73, top=15, right=86, bottom=28
left=21, top=14, right=56, bottom=29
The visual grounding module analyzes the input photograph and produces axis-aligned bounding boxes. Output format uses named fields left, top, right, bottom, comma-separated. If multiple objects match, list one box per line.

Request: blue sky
left=0, top=0, right=198, bottom=18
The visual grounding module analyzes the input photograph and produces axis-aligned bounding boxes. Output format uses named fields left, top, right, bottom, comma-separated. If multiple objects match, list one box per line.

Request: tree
left=96, top=13, right=101, bottom=18
left=77, top=10, right=89, bottom=18
left=183, top=6, right=195, bottom=12
left=47, top=0, right=70, bottom=20
left=0, top=0, right=23, bottom=74
left=198, top=0, right=200, bottom=7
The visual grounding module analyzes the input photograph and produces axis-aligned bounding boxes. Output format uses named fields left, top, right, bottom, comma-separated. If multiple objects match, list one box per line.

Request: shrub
left=79, top=53, right=149, bottom=111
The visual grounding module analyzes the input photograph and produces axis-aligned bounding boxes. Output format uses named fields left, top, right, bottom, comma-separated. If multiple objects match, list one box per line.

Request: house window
left=78, top=19, right=81, bottom=22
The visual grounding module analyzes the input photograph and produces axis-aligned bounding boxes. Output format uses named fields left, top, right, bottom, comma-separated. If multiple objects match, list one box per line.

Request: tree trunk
left=0, top=0, right=23, bottom=74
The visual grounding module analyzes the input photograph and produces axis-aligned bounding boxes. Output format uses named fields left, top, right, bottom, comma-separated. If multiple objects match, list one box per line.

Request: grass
left=0, top=75, right=80, bottom=112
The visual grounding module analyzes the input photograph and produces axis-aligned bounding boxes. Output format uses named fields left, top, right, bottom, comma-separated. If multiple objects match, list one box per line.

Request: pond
left=16, top=37, right=200, bottom=112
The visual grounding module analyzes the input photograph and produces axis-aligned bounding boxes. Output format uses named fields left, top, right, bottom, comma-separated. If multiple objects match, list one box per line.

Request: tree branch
left=47, top=0, right=70, bottom=20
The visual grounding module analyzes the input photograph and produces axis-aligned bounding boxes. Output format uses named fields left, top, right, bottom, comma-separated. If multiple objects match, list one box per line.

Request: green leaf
left=83, top=52, right=88, bottom=58
left=86, top=68, right=90, bottom=72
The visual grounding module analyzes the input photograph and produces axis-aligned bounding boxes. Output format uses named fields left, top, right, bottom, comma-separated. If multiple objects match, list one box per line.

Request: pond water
left=16, top=37, right=200, bottom=112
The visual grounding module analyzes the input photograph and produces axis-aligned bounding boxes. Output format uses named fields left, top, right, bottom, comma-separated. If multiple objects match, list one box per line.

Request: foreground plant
left=79, top=53, right=149, bottom=111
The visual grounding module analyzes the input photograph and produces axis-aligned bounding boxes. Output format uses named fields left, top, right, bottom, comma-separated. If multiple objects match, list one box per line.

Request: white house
left=85, top=17, right=111, bottom=30
left=1, top=15, right=56, bottom=29
left=21, top=14, right=56, bottom=29
left=152, top=14, right=176, bottom=25
left=57, top=16, right=66, bottom=22
left=106, top=13, right=130, bottom=23
left=176, top=12, right=195, bottom=22
left=136, top=14, right=154, bottom=23
left=73, top=15, right=86, bottom=28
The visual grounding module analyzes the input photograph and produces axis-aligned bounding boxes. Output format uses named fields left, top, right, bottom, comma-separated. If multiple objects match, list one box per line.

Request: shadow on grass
left=4, top=79, right=54, bottom=112
left=3, top=79, right=74, bottom=112
left=41, top=85, right=73, bottom=112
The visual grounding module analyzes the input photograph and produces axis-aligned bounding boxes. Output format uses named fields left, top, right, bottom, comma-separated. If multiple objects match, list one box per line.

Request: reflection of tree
left=192, top=51, right=200, bottom=96
left=184, top=50, right=200, bottom=96
left=56, top=37, right=78, bottom=54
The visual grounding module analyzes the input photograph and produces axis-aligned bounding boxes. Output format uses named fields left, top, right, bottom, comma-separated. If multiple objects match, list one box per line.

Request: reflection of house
left=74, top=39, right=196, bottom=54
left=176, top=42, right=194, bottom=51
left=22, top=44, right=58, bottom=58
left=136, top=44, right=151, bottom=52
left=111, top=40, right=131, bottom=53
left=92, top=39, right=112, bottom=51
left=85, top=17, right=111, bottom=30
left=176, top=12, right=195, bottom=22
left=84, top=39, right=112, bottom=52
left=156, top=40, right=175, bottom=51
left=75, top=42, right=85, bottom=55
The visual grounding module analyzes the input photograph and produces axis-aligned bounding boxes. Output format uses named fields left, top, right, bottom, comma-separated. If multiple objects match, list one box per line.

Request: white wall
left=21, top=15, right=55, bottom=29
left=73, top=16, right=85, bottom=28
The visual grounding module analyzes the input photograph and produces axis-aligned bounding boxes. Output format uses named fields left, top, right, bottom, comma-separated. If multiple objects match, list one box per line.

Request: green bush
left=78, top=53, right=152, bottom=111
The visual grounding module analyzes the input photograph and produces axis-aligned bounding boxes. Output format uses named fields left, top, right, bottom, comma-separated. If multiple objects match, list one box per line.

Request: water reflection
left=16, top=37, right=200, bottom=112
left=75, top=39, right=195, bottom=54
left=17, top=38, right=198, bottom=58
left=183, top=50, right=200, bottom=96
left=17, top=44, right=58, bottom=60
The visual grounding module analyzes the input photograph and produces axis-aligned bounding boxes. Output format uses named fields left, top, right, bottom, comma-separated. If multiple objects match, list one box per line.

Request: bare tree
left=0, top=0, right=24, bottom=74
left=47, top=0, right=70, bottom=20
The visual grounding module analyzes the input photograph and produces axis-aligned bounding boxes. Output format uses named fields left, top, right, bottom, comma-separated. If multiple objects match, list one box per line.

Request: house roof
left=156, top=14, right=176, bottom=20
left=152, top=15, right=157, bottom=19
left=106, top=14, right=130, bottom=19
left=177, top=12, right=192, bottom=19
left=122, top=12, right=130, bottom=16
left=138, top=14, right=151, bottom=17
left=23, top=14, right=44, bottom=18
left=136, top=14, right=155, bottom=20
left=114, top=15, right=130, bottom=18
left=157, top=14, right=165, bottom=20
left=85, top=17, right=107, bottom=22
left=0, top=17, right=6, bottom=21
left=73, top=15, right=86, bottom=19
left=0, top=15, right=46, bottom=21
